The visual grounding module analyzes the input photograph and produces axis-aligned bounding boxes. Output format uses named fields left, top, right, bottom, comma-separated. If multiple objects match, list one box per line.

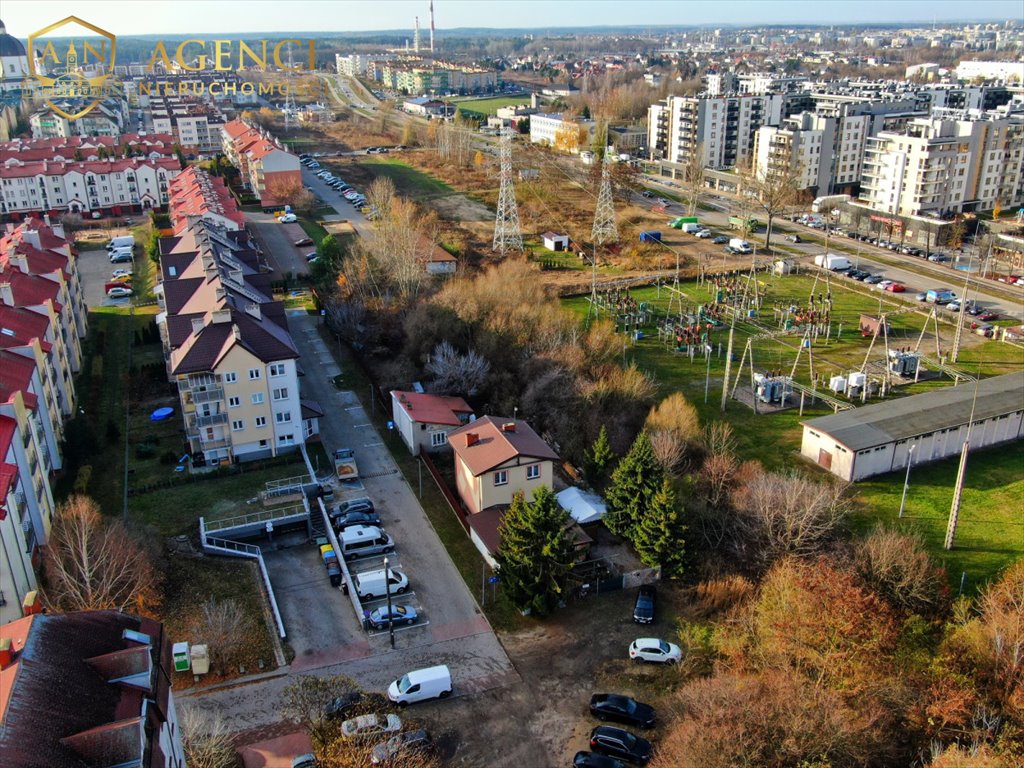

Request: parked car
left=694, top=229, right=712, bottom=238
left=711, top=235, right=729, bottom=244
left=365, top=604, right=418, bottom=629
left=573, top=752, right=629, bottom=768
left=332, top=497, right=374, bottom=517
left=977, top=311, right=999, bottom=321
left=370, top=730, right=432, bottom=765
left=305, top=252, right=318, bottom=262
left=294, top=237, right=314, bottom=246
left=333, top=509, right=382, bottom=530
left=628, top=637, right=682, bottom=664
left=340, top=713, right=402, bottom=740
left=323, top=692, right=363, bottom=720
left=279, top=213, right=298, bottom=223
left=916, top=291, right=928, bottom=301
left=785, top=234, right=801, bottom=243
left=106, top=286, right=133, bottom=298
left=111, top=268, right=133, bottom=278
left=109, top=251, right=133, bottom=264
left=590, top=694, right=656, bottom=729
left=974, top=323, right=995, bottom=338
left=110, top=274, right=133, bottom=284
left=885, top=282, right=906, bottom=293
left=863, top=275, right=884, bottom=285
left=633, top=586, right=655, bottom=624
left=589, top=726, right=652, bottom=765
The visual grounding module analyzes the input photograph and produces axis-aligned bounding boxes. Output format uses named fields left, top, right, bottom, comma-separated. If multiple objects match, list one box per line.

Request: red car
left=885, top=282, right=906, bottom=293
left=977, top=312, right=999, bottom=322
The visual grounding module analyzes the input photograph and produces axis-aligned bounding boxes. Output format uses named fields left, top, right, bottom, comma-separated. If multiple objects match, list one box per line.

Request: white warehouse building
left=800, top=372, right=1024, bottom=481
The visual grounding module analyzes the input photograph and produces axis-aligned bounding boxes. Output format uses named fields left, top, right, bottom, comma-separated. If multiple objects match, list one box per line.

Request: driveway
left=245, top=212, right=312, bottom=279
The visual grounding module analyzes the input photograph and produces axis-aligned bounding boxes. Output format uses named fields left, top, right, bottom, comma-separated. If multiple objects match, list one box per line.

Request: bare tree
left=281, top=674, right=362, bottom=749
left=852, top=527, right=949, bottom=615
left=739, top=158, right=802, bottom=250
left=179, top=707, right=235, bottom=768
left=731, top=469, right=851, bottom=566
left=426, top=340, right=491, bottom=397
left=43, top=496, right=161, bottom=614
left=649, top=429, right=687, bottom=475
left=266, top=177, right=317, bottom=217
left=682, top=142, right=705, bottom=217
left=191, top=598, right=251, bottom=672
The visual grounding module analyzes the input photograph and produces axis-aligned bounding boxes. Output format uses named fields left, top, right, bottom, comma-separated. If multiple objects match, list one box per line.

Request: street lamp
left=898, top=444, right=916, bottom=518
left=383, top=555, right=395, bottom=649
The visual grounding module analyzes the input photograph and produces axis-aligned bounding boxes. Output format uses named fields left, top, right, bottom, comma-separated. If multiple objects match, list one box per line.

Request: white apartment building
left=0, top=156, right=179, bottom=217
left=754, top=111, right=870, bottom=195
left=149, top=96, right=225, bottom=155
left=648, top=94, right=784, bottom=170
left=29, top=101, right=124, bottom=140
left=956, top=60, right=1024, bottom=83
left=859, top=106, right=1024, bottom=217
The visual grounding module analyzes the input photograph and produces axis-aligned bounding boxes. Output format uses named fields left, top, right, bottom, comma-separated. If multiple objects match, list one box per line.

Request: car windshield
left=658, top=640, right=671, bottom=653
left=396, top=674, right=412, bottom=693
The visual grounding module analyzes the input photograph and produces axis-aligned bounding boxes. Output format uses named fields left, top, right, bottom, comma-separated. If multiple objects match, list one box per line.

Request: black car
left=574, top=751, right=629, bottom=768
left=589, top=726, right=652, bottom=765
left=590, top=694, right=656, bottom=729
left=711, top=235, right=729, bottom=244
left=632, top=586, right=655, bottom=624
left=323, top=691, right=362, bottom=720
left=333, top=509, right=381, bottom=529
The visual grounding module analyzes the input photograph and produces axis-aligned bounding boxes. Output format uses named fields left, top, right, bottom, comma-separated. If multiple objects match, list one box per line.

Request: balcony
left=187, top=412, right=228, bottom=429
left=189, top=386, right=224, bottom=405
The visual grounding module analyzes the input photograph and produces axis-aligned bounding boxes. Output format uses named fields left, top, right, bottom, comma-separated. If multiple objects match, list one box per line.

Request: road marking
left=364, top=442, right=384, bottom=447
left=352, top=423, right=371, bottom=428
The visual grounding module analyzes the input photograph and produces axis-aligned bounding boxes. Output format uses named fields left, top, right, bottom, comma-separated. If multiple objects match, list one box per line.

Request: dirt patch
left=408, top=588, right=684, bottom=767
left=430, top=193, right=494, bottom=223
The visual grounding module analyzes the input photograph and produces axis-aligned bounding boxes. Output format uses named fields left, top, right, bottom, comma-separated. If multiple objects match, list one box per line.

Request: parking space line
left=366, top=621, right=430, bottom=637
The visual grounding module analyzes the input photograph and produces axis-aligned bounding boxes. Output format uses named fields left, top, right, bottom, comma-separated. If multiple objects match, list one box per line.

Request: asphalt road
left=77, top=243, right=137, bottom=308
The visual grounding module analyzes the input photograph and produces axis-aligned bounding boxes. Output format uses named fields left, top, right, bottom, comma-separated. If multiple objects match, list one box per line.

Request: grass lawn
left=299, top=218, right=330, bottom=246
left=852, top=442, right=1024, bottom=592
left=319, top=327, right=525, bottom=632
left=356, top=158, right=452, bottom=199
left=162, top=554, right=279, bottom=681
left=451, top=95, right=531, bottom=116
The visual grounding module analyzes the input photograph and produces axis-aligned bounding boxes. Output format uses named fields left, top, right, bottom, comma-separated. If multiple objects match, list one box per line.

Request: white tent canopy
left=556, top=487, right=606, bottom=525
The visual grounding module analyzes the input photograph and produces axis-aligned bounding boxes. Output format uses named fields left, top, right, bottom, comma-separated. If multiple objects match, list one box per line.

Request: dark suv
left=632, top=585, right=655, bottom=624
left=589, top=726, right=652, bottom=765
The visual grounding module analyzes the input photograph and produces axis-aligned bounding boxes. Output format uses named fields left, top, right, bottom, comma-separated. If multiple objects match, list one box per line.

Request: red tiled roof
left=0, top=157, right=180, bottom=180
left=0, top=305, right=50, bottom=348
left=0, top=269, right=61, bottom=309
left=0, top=414, right=15, bottom=459
left=222, top=119, right=252, bottom=139
left=168, top=167, right=244, bottom=228
left=448, top=416, right=559, bottom=476
left=0, top=351, right=39, bottom=410
left=0, top=461, right=17, bottom=503
left=392, top=390, right=473, bottom=427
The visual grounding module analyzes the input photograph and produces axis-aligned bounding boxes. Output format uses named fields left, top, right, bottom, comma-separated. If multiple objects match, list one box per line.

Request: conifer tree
left=604, top=431, right=664, bottom=539
left=584, top=425, right=617, bottom=493
left=496, top=487, right=576, bottom=616
left=633, top=478, right=687, bottom=576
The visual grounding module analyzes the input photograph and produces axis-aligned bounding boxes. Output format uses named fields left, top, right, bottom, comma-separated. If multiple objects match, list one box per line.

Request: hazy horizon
left=4, top=0, right=1022, bottom=37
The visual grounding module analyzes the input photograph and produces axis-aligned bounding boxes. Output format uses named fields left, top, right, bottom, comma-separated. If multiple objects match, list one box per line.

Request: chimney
left=465, top=432, right=479, bottom=446
left=190, top=317, right=205, bottom=335
left=212, top=308, right=231, bottom=324
left=245, top=302, right=261, bottom=320
left=0, top=283, right=13, bottom=306
left=232, top=323, right=242, bottom=341
left=0, top=637, right=13, bottom=669
left=22, top=590, right=42, bottom=615
left=501, top=422, right=516, bottom=432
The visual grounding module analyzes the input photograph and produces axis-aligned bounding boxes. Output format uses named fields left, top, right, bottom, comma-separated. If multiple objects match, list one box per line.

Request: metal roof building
left=800, top=371, right=1024, bottom=481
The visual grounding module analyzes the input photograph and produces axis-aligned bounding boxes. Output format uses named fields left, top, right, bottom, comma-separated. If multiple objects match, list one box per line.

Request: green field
left=357, top=157, right=453, bottom=198
left=562, top=273, right=1024, bottom=588
left=452, top=95, right=532, bottom=116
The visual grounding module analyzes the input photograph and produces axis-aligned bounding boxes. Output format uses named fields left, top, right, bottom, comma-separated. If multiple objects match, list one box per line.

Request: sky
left=3, top=0, right=1022, bottom=36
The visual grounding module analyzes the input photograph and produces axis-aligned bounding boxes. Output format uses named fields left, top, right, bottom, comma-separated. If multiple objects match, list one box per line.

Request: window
left=270, top=363, right=286, bottom=376
left=272, top=387, right=288, bottom=401
left=275, top=411, right=292, bottom=423
left=228, top=396, right=240, bottom=408
left=248, top=368, right=261, bottom=380
left=493, top=470, right=508, bottom=486
left=277, top=433, right=294, bottom=445
left=251, top=393, right=264, bottom=405
left=431, top=431, right=447, bottom=447
left=231, top=419, right=244, bottom=431
left=255, top=416, right=267, bottom=428
left=223, top=371, right=237, bottom=383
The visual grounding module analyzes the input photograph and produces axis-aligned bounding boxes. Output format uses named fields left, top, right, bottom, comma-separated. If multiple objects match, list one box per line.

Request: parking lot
left=245, top=212, right=314, bottom=279
left=77, top=242, right=137, bottom=308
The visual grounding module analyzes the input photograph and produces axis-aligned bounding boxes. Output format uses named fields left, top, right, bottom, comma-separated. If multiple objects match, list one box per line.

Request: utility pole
left=945, top=375, right=981, bottom=550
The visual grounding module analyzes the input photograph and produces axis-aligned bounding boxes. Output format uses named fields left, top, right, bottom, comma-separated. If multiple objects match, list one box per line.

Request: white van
left=353, top=568, right=408, bottom=600
left=338, top=525, right=394, bottom=560
left=106, top=235, right=135, bottom=251
left=387, top=665, right=452, bottom=706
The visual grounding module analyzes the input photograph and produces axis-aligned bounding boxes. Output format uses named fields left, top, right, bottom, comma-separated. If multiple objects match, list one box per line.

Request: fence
left=419, top=451, right=470, bottom=533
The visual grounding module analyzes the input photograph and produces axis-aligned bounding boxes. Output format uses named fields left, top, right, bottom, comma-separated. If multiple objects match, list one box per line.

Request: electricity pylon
left=492, top=126, right=523, bottom=255
left=592, top=151, right=619, bottom=245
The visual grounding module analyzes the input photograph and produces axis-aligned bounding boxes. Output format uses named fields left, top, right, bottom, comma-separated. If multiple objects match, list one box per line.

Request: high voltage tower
left=592, top=151, right=619, bottom=245
left=492, top=126, right=523, bottom=255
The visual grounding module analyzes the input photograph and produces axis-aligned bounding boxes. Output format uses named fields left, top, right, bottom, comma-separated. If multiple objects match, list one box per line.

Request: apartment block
left=29, top=100, right=125, bottom=140
left=0, top=610, right=187, bottom=768
left=859, top=106, right=1024, bottom=217
left=148, top=94, right=226, bottom=155
left=648, top=94, right=784, bottom=170
left=0, top=156, right=179, bottom=217
left=529, top=112, right=597, bottom=153
left=221, top=120, right=301, bottom=207
left=157, top=219, right=316, bottom=468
